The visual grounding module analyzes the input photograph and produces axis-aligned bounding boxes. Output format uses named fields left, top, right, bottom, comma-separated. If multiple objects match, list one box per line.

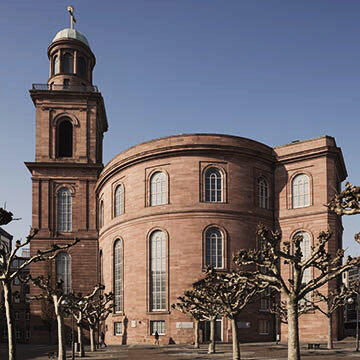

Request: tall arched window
left=56, top=253, right=71, bottom=294
left=293, top=231, right=311, bottom=283
left=57, top=187, right=72, bottom=232
left=62, top=53, right=74, bottom=74
left=150, top=172, right=167, bottom=206
left=99, top=200, right=104, bottom=229
left=114, top=184, right=124, bottom=217
left=205, top=167, right=223, bottom=202
left=54, top=55, right=60, bottom=75
left=150, top=230, right=166, bottom=311
left=57, top=119, right=73, bottom=158
left=99, top=250, right=103, bottom=285
left=205, top=227, right=223, bottom=268
left=114, top=239, right=123, bottom=313
left=292, top=174, right=310, bottom=208
left=77, top=56, right=87, bottom=78
left=258, top=178, right=269, bottom=209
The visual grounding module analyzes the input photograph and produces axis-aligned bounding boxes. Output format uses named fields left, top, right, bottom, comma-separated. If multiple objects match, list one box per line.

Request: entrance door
left=203, top=318, right=222, bottom=342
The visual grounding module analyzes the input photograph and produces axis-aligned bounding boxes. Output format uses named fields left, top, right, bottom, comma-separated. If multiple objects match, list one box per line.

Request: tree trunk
left=54, top=299, right=66, bottom=360
left=231, top=318, right=241, bottom=360
left=208, top=318, right=216, bottom=354
left=4, top=282, right=16, bottom=360
left=327, top=314, right=333, bottom=350
left=77, top=325, right=85, bottom=357
left=194, top=319, right=199, bottom=349
left=90, top=325, right=96, bottom=352
left=287, top=299, right=301, bottom=360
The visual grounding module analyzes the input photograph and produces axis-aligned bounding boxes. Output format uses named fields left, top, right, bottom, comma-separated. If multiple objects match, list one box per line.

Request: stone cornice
left=98, top=208, right=274, bottom=238
left=25, top=161, right=103, bottom=173
left=277, top=209, right=340, bottom=221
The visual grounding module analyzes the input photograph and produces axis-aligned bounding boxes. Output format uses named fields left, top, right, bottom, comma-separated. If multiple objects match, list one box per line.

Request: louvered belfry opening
left=57, top=119, right=73, bottom=157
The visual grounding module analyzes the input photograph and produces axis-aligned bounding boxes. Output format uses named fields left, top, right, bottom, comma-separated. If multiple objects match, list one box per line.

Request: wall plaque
left=176, top=322, right=194, bottom=329
left=237, top=321, right=251, bottom=328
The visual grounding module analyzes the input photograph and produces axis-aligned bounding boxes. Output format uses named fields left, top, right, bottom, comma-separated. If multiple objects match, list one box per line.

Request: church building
left=26, top=17, right=347, bottom=345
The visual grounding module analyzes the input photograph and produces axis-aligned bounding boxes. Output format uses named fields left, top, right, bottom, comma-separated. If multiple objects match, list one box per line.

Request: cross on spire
left=67, top=5, right=77, bottom=30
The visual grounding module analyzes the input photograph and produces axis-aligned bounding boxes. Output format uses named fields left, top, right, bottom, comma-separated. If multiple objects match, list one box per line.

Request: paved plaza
left=1, top=340, right=360, bottom=360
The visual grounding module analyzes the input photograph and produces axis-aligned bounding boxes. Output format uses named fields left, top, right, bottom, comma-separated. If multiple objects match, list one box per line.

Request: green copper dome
left=51, top=28, right=90, bottom=47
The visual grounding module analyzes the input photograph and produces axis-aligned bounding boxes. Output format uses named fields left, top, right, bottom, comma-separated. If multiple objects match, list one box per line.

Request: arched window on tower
left=62, top=52, right=74, bottom=74
left=150, top=230, right=166, bottom=311
left=205, top=227, right=223, bottom=268
left=114, top=184, right=124, bottom=217
left=292, top=174, right=310, bottom=208
left=258, top=178, right=269, bottom=209
left=57, top=187, right=72, bottom=232
left=56, top=252, right=71, bottom=294
left=99, top=250, right=103, bottom=285
left=77, top=56, right=87, bottom=78
left=114, top=239, right=123, bottom=313
left=205, top=167, right=223, bottom=202
left=150, top=172, right=167, bottom=206
left=57, top=119, right=73, bottom=158
left=54, top=55, right=60, bottom=75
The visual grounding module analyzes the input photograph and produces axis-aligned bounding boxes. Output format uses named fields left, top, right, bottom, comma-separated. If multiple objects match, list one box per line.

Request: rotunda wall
left=97, top=134, right=275, bottom=344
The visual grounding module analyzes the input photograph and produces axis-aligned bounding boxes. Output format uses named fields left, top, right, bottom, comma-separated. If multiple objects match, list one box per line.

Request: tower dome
left=51, top=28, right=90, bottom=48
left=46, top=6, right=96, bottom=89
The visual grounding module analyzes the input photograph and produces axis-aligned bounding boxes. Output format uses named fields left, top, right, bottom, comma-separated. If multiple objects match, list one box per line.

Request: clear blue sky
left=0, top=0, right=359, bottom=254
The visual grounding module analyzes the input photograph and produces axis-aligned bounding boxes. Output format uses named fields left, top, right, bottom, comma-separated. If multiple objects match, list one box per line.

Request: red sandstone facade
left=96, top=134, right=346, bottom=345
left=27, top=24, right=347, bottom=346
left=26, top=27, right=107, bottom=343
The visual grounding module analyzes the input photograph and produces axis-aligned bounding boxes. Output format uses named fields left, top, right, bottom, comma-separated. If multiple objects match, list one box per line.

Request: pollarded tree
left=0, top=208, right=79, bottom=360
left=195, top=268, right=269, bottom=360
left=174, top=282, right=222, bottom=354
left=40, top=299, right=56, bottom=345
left=233, top=225, right=360, bottom=360
left=30, top=276, right=71, bottom=360
left=83, top=292, right=114, bottom=351
left=65, top=284, right=104, bottom=357
left=327, top=182, right=360, bottom=216
left=172, top=291, right=206, bottom=349
left=38, top=260, right=56, bottom=345
left=306, top=286, right=352, bottom=350
left=327, top=182, right=360, bottom=241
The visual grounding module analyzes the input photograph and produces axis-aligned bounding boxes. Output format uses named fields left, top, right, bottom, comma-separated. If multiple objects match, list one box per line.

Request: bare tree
left=83, top=292, right=114, bottom=351
left=30, top=276, right=71, bottom=360
left=40, top=261, right=56, bottom=345
left=233, top=224, right=360, bottom=360
left=172, top=291, right=205, bottom=349
left=195, top=268, right=269, bottom=360
left=174, top=282, right=222, bottom=354
left=65, top=285, right=103, bottom=357
left=326, top=182, right=360, bottom=348
left=0, top=208, right=78, bottom=360
left=327, top=182, right=360, bottom=241
left=327, top=182, right=360, bottom=216
left=40, top=299, right=56, bottom=345
left=306, top=286, right=352, bottom=349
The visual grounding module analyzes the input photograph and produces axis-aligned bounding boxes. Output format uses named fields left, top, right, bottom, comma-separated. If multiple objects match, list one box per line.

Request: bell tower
left=25, top=8, right=107, bottom=343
